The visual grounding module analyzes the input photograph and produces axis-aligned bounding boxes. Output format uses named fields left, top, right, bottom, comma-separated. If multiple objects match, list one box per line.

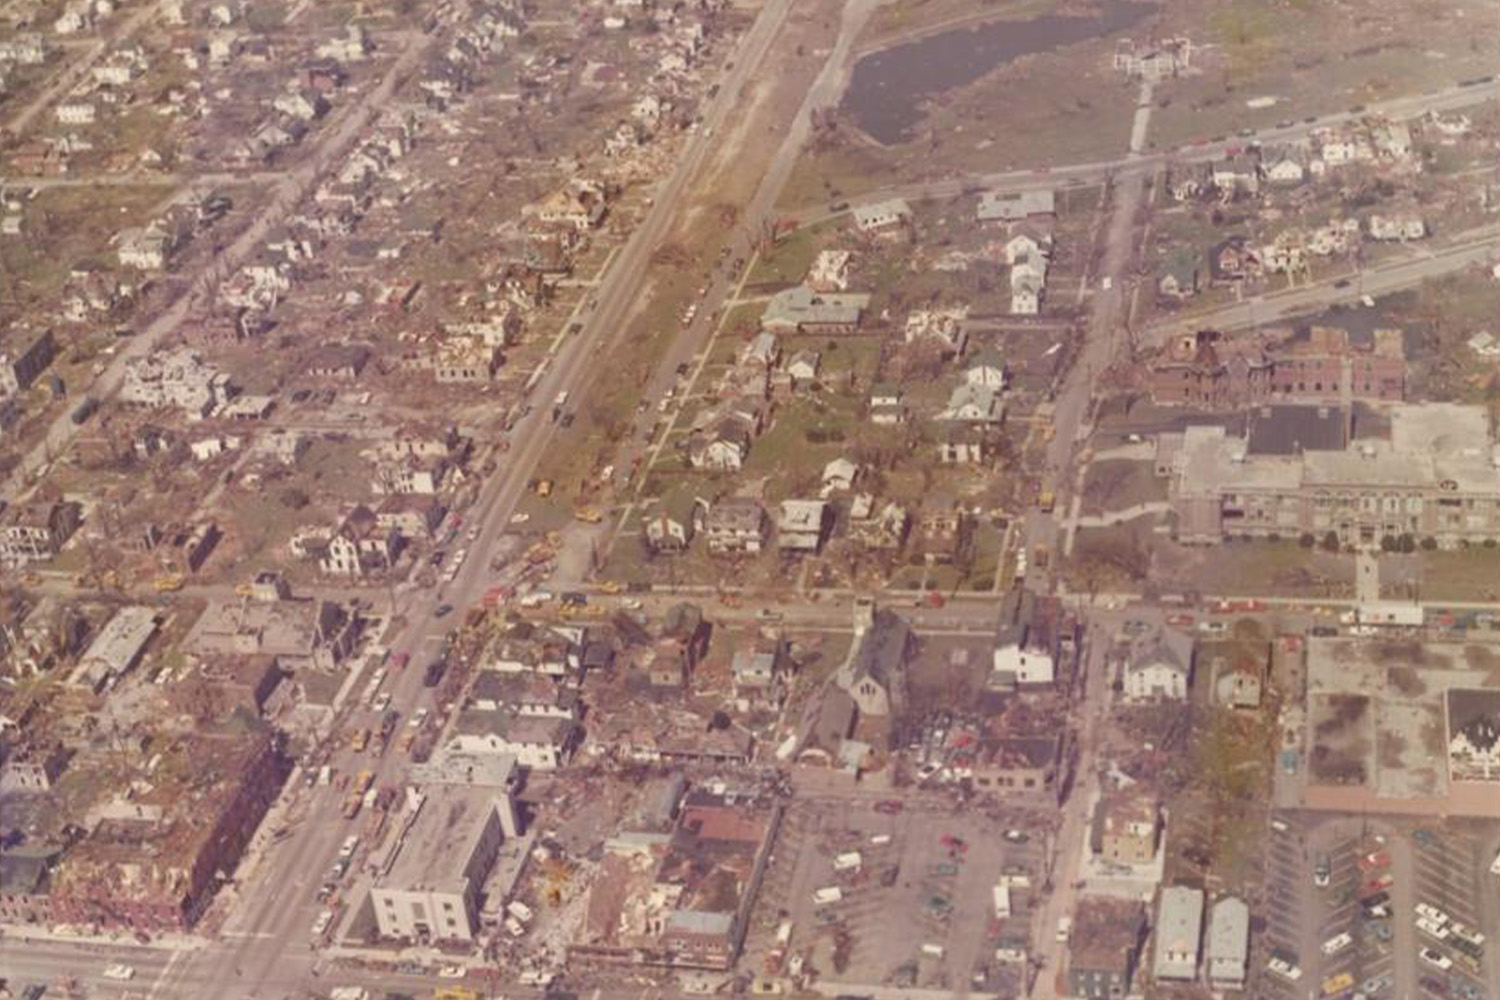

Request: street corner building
left=45, top=731, right=289, bottom=932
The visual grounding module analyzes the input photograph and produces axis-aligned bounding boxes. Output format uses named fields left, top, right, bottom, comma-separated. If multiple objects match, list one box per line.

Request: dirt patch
left=1309, top=693, right=1370, bottom=784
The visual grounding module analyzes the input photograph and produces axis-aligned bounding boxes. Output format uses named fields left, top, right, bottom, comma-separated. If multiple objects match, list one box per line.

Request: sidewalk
left=1, top=921, right=209, bottom=952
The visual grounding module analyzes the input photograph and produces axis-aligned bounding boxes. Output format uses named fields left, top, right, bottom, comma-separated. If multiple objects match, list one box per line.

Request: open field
left=1149, top=0, right=1500, bottom=148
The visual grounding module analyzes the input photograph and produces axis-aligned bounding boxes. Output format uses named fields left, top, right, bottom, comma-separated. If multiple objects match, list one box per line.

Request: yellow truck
left=1037, top=491, right=1056, bottom=513
left=574, top=507, right=603, bottom=524
left=353, top=770, right=374, bottom=796
left=351, top=729, right=369, bottom=753
left=342, top=793, right=362, bottom=819
left=154, top=574, right=185, bottom=593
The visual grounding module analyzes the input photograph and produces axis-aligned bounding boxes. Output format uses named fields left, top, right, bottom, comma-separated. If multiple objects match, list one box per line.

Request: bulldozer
left=540, top=856, right=572, bottom=906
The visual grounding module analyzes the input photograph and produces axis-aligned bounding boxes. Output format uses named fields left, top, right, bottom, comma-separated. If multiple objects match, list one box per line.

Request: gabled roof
left=1128, top=628, right=1194, bottom=675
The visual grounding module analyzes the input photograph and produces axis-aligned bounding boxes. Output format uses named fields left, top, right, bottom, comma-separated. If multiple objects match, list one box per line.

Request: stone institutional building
left=1165, top=404, right=1500, bottom=547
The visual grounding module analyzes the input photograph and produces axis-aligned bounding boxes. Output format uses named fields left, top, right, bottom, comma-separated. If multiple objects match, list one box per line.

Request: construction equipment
left=540, top=856, right=572, bottom=905
left=154, top=574, right=185, bottom=593
left=574, top=507, right=603, bottom=524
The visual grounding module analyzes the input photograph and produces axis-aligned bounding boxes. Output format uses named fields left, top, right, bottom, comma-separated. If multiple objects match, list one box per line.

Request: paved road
left=808, top=79, right=1500, bottom=221
left=131, top=2, right=806, bottom=998
left=1, top=2, right=160, bottom=137
left=1141, top=223, right=1500, bottom=341
left=608, top=0, right=879, bottom=503
left=1021, top=81, right=1157, bottom=1000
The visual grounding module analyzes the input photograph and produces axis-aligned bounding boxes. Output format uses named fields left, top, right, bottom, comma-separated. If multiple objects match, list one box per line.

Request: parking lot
left=1411, top=828, right=1492, bottom=1000
left=1258, top=813, right=1315, bottom=1000
left=1257, top=816, right=1399, bottom=1000
left=746, top=797, right=1044, bottom=991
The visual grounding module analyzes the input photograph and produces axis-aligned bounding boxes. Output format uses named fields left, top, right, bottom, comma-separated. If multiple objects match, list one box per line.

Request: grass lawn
left=1149, top=0, right=1500, bottom=149
left=745, top=220, right=841, bottom=290
left=1155, top=538, right=1355, bottom=598
left=742, top=397, right=862, bottom=501
left=964, top=521, right=1004, bottom=591
left=1414, top=547, right=1500, bottom=602
left=1080, top=459, right=1168, bottom=515
left=0, top=185, right=165, bottom=314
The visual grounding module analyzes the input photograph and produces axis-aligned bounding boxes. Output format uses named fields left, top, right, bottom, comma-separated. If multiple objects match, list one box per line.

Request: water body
left=840, top=0, right=1158, bottom=145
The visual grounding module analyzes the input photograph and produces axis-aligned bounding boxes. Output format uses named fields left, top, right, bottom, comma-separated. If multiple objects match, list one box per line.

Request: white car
left=438, top=965, right=466, bottom=979
left=510, top=513, right=530, bottom=525
left=311, top=910, right=334, bottom=936
left=1417, top=916, right=1451, bottom=940
left=1267, top=957, right=1303, bottom=981
left=1416, top=903, right=1450, bottom=925
left=1419, top=947, right=1452, bottom=971
left=1321, top=932, right=1353, bottom=956
left=103, top=965, right=136, bottom=981
left=409, top=707, right=429, bottom=729
left=372, top=692, right=392, bottom=712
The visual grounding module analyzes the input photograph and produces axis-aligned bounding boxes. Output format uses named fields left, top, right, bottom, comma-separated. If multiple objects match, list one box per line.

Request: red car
left=874, top=800, right=903, bottom=816
left=1166, top=613, right=1196, bottom=627
left=1358, top=850, right=1391, bottom=872
left=1366, top=873, right=1394, bottom=892
left=390, top=652, right=411, bottom=671
left=940, top=834, right=968, bottom=852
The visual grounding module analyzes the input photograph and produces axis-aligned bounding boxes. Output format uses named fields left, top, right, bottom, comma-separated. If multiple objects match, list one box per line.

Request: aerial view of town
left=1, top=0, right=1499, bottom=998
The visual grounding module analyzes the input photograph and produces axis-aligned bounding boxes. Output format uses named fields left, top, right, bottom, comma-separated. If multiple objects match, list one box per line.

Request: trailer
left=1357, top=601, right=1423, bottom=627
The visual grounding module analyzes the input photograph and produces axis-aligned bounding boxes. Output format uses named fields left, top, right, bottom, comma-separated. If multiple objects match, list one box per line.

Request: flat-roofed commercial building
left=370, top=786, right=519, bottom=943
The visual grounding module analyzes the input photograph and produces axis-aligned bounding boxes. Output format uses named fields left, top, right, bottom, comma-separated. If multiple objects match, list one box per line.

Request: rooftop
left=376, top=785, right=504, bottom=894
left=1071, top=897, right=1146, bottom=969
left=761, top=286, right=869, bottom=330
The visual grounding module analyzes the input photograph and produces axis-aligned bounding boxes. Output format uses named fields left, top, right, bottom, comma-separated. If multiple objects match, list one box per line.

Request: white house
left=1010, top=278, right=1042, bottom=315
left=990, top=589, right=1060, bottom=687
left=1368, top=215, right=1426, bottom=241
left=852, top=198, right=911, bottom=233
left=941, top=383, right=1004, bottom=424
left=55, top=102, right=96, bottom=125
left=1123, top=628, right=1194, bottom=702
left=904, top=306, right=968, bottom=356
left=966, top=350, right=1006, bottom=389
left=1263, top=155, right=1305, bottom=185
left=869, top=384, right=905, bottom=425
left=448, top=711, right=577, bottom=770
left=821, top=457, right=859, bottom=494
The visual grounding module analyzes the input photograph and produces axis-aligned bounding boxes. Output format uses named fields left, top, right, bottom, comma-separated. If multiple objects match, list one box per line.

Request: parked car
left=1420, top=948, right=1453, bottom=971
left=1267, top=953, right=1303, bottom=981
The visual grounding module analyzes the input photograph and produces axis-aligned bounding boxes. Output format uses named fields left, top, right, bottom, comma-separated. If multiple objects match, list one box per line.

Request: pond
left=840, top=0, right=1157, bottom=145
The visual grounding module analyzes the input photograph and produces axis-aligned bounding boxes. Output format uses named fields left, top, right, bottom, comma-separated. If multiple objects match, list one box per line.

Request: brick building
left=48, top=732, right=288, bottom=932
left=1148, top=328, right=1404, bottom=409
